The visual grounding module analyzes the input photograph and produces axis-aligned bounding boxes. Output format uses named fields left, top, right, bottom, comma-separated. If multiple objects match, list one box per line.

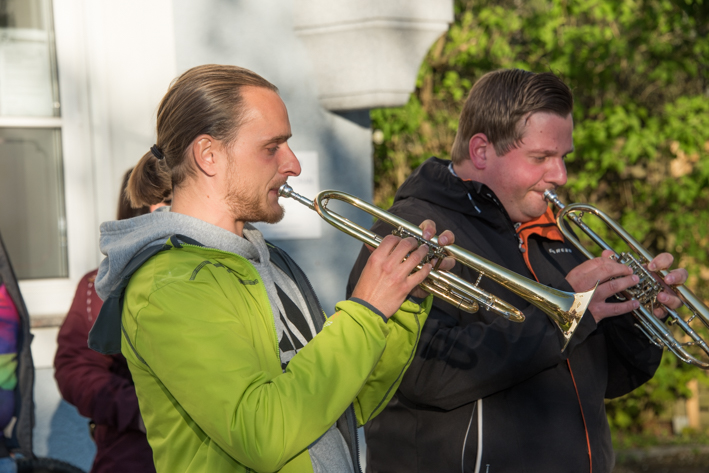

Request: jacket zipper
left=481, top=195, right=532, bottom=269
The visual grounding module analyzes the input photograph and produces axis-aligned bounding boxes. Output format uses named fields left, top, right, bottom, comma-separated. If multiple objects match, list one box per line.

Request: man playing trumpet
left=348, top=68, right=688, bottom=473
left=88, top=64, right=454, bottom=473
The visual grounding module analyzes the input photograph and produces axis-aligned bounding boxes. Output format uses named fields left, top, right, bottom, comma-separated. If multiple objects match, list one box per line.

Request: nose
left=546, top=156, right=567, bottom=187
left=279, top=144, right=301, bottom=177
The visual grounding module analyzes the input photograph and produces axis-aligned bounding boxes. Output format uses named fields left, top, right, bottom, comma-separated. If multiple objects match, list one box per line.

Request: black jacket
left=347, top=157, right=662, bottom=473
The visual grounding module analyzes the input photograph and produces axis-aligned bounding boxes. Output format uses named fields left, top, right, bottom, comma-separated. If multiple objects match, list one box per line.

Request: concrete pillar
left=294, top=0, right=453, bottom=111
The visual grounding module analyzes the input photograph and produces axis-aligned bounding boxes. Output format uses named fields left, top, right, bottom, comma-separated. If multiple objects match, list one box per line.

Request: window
left=0, top=0, right=67, bottom=280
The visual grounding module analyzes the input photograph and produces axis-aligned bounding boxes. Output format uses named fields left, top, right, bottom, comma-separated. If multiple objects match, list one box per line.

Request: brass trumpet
left=279, top=184, right=597, bottom=350
left=544, top=189, right=709, bottom=368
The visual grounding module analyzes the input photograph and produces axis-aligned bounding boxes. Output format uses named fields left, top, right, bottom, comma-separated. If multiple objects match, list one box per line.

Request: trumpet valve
left=392, top=226, right=448, bottom=266
left=616, top=252, right=663, bottom=307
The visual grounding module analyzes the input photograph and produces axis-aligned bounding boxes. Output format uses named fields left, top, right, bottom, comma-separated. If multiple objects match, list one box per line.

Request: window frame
left=14, top=0, right=98, bottom=321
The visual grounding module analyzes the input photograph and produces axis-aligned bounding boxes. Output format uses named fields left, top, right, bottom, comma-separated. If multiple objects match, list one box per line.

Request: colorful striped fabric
left=0, top=283, right=19, bottom=430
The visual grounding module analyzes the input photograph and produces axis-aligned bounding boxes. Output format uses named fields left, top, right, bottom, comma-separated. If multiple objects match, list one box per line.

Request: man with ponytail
left=87, top=64, right=453, bottom=473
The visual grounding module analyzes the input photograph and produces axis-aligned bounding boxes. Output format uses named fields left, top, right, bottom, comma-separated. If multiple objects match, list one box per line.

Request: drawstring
left=448, top=162, right=481, bottom=214
left=467, top=193, right=482, bottom=214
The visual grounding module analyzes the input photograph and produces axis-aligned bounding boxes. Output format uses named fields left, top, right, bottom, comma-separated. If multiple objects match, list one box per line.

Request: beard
left=225, top=186, right=285, bottom=224
left=224, top=173, right=285, bottom=224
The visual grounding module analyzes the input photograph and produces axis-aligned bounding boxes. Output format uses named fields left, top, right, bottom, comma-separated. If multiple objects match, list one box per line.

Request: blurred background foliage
left=370, top=0, right=709, bottom=440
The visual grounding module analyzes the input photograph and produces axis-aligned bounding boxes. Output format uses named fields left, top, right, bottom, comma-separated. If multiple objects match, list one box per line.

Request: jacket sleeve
left=54, top=271, right=143, bottom=433
left=552, top=221, right=664, bottom=397
left=354, top=296, right=431, bottom=425
left=123, top=276, right=393, bottom=473
left=347, top=219, right=598, bottom=412
left=602, top=312, right=664, bottom=398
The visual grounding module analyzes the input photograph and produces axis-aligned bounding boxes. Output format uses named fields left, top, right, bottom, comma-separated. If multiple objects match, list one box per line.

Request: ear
left=468, top=133, right=490, bottom=170
left=190, top=135, right=220, bottom=177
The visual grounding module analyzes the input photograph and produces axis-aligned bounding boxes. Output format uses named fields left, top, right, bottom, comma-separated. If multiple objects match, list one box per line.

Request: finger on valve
left=351, top=236, right=431, bottom=318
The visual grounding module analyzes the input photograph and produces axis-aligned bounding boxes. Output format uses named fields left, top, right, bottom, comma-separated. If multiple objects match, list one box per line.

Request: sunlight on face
left=223, top=87, right=301, bottom=224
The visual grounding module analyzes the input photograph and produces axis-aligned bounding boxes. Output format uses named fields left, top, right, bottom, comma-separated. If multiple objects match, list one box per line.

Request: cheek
left=507, top=169, right=533, bottom=192
left=519, top=166, right=546, bottom=187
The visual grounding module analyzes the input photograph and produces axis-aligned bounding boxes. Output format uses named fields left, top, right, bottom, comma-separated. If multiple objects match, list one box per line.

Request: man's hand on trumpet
left=647, top=252, right=689, bottom=318
left=351, top=220, right=455, bottom=318
left=565, top=249, right=640, bottom=323
left=409, top=220, right=456, bottom=300
left=566, top=249, right=688, bottom=322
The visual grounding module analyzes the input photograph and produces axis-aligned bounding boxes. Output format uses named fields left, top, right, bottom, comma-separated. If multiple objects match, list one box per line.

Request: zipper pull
left=514, top=223, right=526, bottom=253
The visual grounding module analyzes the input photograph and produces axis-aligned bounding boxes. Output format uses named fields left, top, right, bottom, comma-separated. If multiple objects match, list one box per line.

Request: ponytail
left=127, top=149, right=173, bottom=208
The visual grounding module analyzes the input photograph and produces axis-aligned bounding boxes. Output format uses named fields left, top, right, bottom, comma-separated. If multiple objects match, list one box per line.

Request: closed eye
left=263, top=133, right=292, bottom=155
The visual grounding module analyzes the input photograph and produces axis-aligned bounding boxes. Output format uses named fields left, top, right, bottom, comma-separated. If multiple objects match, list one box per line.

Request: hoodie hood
left=90, top=207, right=273, bottom=355
left=393, top=157, right=522, bottom=236
left=394, top=157, right=487, bottom=217
left=95, top=207, right=261, bottom=300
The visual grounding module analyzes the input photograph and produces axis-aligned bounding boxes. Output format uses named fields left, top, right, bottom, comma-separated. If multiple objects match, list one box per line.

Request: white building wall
left=82, top=0, right=177, bottom=232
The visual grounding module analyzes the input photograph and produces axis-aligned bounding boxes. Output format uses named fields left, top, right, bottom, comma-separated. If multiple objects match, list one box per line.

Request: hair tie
left=150, top=144, right=165, bottom=160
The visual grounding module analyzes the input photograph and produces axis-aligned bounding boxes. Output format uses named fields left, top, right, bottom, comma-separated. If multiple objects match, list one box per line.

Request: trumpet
left=279, top=184, right=597, bottom=350
left=544, top=189, right=709, bottom=368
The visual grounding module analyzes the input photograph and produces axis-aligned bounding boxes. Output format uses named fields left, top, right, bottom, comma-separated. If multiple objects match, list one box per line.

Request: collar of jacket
left=516, top=208, right=564, bottom=243
left=394, top=157, right=485, bottom=217
left=394, top=157, right=520, bottom=232
left=515, top=208, right=565, bottom=281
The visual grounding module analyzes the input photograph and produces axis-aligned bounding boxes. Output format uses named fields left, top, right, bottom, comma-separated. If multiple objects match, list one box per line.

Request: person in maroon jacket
left=54, top=169, right=165, bottom=473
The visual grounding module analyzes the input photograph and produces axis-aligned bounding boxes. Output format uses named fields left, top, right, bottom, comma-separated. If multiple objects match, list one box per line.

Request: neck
left=171, top=183, right=245, bottom=237
left=452, top=159, right=479, bottom=182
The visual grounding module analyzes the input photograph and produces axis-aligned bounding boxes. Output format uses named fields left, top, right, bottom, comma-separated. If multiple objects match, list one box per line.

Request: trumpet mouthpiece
left=278, top=183, right=293, bottom=197
left=277, top=183, right=316, bottom=210
left=543, top=189, right=564, bottom=209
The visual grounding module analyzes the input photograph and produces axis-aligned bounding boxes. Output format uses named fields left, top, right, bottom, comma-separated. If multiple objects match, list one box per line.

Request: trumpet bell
left=552, top=283, right=597, bottom=351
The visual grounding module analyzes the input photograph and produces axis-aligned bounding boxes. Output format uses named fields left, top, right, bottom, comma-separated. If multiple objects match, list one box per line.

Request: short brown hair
left=128, top=64, right=278, bottom=207
left=450, top=69, right=573, bottom=164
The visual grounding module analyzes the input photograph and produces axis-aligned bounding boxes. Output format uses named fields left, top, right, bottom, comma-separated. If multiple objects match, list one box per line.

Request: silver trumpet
left=279, top=184, right=597, bottom=350
left=544, top=189, right=709, bottom=368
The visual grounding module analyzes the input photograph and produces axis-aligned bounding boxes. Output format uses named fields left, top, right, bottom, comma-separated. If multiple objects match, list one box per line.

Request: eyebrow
left=529, top=147, right=575, bottom=156
left=262, top=134, right=292, bottom=146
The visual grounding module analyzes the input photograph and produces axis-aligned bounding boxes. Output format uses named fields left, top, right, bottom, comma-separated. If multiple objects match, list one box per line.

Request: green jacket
left=119, top=238, right=430, bottom=472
